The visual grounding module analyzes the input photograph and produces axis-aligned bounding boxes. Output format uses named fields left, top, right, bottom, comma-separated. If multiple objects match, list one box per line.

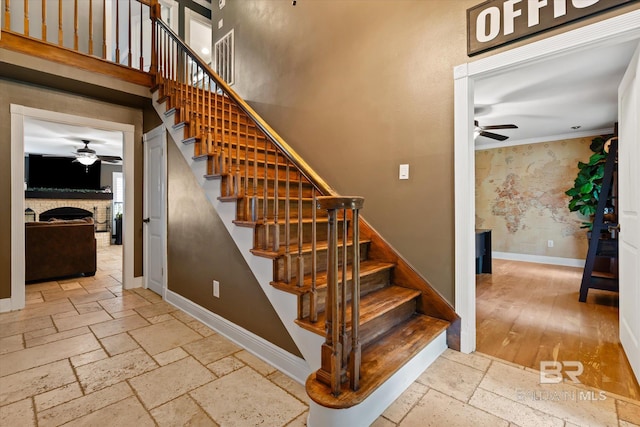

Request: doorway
left=453, top=9, right=640, bottom=383
left=9, top=106, right=136, bottom=311
left=185, top=8, right=213, bottom=66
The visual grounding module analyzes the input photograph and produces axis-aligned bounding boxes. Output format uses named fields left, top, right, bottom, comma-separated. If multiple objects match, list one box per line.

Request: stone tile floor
left=1, top=247, right=638, bottom=426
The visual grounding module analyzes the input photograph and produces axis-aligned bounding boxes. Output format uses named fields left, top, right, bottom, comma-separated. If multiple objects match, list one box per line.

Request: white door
left=143, top=125, right=167, bottom=296
left=618, top=42, right=640, bottom=384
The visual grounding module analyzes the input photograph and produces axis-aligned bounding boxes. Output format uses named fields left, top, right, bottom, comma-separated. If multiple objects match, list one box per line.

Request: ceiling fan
left=474, top=120, right=518, bottom=141
left=73, top=140, right=122, bottom=166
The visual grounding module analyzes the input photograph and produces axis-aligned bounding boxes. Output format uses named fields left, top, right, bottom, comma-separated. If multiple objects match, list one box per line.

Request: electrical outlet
left=213, top=280, right=220, bottom=298
left=547, top=240, right=554, bottom=248
left=219, top=0, right=226, bottom=9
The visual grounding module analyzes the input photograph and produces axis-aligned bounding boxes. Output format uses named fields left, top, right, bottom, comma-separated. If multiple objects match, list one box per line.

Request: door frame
left=453, top=10, right=640, bottom=353
left=5, top=105, right=137, bottom=312
left=142, top=125, right=167, bottom=298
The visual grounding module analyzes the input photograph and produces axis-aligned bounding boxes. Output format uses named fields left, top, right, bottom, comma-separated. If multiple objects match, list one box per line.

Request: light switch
left=218, top=18, right=224, bottom=29
left=399, top=164, right=409, bottom=180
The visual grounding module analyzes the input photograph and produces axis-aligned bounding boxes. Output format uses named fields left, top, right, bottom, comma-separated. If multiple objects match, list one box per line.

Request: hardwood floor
left=476, top=259, right=640, bottom=400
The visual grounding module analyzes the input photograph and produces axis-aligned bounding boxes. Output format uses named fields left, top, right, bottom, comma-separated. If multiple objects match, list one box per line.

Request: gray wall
left=166, top=140, right=301, bottom=356
left=214, top=0, right=639, bottom=304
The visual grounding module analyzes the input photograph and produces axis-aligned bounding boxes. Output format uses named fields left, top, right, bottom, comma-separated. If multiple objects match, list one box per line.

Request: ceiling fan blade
left=481, top=124, right=518, bottom=130
left=480, top=131, right=509, bottom=141
left=97, top=155, right=123, bottom=163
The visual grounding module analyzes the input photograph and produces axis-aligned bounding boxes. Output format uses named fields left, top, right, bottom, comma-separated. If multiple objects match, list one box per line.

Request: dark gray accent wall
left=166, top=140, right=301, bottom=357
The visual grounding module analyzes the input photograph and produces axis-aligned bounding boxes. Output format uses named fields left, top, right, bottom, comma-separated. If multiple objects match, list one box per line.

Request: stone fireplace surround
left=26, top=196, right=113, bottom=247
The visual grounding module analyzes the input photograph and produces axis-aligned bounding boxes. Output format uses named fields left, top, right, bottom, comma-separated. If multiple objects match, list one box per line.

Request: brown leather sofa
left=25, top=218, right=97, bottom=282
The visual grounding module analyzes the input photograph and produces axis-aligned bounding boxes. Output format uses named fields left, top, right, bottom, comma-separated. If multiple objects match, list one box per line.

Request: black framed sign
left=467, top=0, right=636, bottom=56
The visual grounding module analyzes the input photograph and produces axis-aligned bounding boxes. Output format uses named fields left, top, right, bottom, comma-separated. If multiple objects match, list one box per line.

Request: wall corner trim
left=165, top=289, right=311, bottom=384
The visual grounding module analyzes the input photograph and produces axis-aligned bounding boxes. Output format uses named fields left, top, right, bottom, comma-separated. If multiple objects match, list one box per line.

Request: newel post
left=149, top=0, right=160, bottom=80
left=316, top=196, right=364, bottom=395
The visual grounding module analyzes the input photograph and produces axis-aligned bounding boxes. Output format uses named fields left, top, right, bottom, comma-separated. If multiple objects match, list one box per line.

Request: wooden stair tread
left=295, top=286, right=421, bottom=336
left=271, top=260, right=395, bottom=295
left=306, top=314, right=450, bottom=408
left=250, top=238, right=370, bottom=259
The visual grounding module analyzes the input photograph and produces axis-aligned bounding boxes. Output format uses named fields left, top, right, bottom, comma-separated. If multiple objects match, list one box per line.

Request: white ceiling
left=23, top=117, right=123, bottom=160
left=474, top=38, right=639, bottom=149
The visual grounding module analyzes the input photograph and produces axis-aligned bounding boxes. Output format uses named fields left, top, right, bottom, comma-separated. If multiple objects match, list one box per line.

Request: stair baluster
left=4, top=0, right=10, bottom=31
left=310, top=188, right=318, bottom=322
left=296, top=172, right=305, bottom=287
left=272, top=152, right=280, bottom=251
left=42, top=0, right=47, bottom=42
left=284, top=162, right=292, bottom=283
left=250, top=130, right=259, bottom=222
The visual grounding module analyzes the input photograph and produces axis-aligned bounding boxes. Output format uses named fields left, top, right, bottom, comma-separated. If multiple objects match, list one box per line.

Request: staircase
left=150, top=17, right=460, bottom=423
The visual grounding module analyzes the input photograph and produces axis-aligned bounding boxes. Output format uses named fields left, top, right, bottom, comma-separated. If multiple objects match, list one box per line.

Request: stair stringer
left=152, top=93, right=324, bottom=374
left=152, top=92, right=448, bottom=426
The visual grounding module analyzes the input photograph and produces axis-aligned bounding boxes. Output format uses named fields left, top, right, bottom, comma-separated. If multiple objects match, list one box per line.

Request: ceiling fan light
left=77, top=156, right=98, bottom=166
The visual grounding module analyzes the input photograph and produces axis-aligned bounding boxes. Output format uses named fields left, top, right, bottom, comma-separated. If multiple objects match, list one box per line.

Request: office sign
left=467, top=0, right=635, bottom=56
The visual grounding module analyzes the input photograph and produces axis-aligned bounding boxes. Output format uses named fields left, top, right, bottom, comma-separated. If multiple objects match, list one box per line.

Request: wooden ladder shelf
left=579, top=137, right=619, bottom=302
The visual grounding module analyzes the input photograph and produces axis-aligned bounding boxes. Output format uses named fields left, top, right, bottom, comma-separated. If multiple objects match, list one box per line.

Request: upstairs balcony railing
left=2, top=0, right=153, bottom=71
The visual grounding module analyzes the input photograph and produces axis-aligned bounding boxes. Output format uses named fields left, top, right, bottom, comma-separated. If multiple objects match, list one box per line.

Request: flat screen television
left=27, top=154, right=102, bottom=190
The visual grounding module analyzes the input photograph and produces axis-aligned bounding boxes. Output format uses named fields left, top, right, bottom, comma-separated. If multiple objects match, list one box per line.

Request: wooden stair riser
left=218, top=177, right=317, bottom=199
left=209, top=156, right=305, bottom=184
left=273, top=241, right=370, bottom=283
left=186, top=113, right=259, bottom=135
left=299, top=268, right=391, bottom=319
left=253, top=218, right=349, bottom=250
left=159, top=83, right=242, bottom=114
left=235, top=197, right=318, bottom=222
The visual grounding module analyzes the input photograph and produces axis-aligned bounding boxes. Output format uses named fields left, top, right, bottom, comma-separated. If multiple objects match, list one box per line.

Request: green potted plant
left=565, top=136, right=610, bottom=229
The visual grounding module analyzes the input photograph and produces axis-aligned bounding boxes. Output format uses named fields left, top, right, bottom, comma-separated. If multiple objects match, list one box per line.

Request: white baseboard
left=0, top=298, right=13, bottom=313
left=493, top=252, right=585, bottom=268
left=165, top=289, right=311, bottom=384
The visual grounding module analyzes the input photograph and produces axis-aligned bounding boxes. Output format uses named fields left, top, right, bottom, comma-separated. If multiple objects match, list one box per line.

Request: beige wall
left=0, top=78, right=144, bottom=299
left=214, top=1, right=638, bottom=304
left=476, top=137, right=594, bottom=260
left=166, top=141, right=301, bottom=356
